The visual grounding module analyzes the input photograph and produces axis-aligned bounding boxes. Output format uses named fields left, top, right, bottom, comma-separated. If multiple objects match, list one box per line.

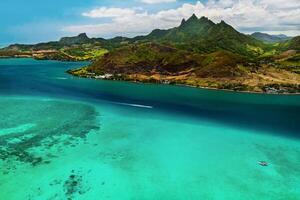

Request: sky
left=0, top=0, right=300, bottom=45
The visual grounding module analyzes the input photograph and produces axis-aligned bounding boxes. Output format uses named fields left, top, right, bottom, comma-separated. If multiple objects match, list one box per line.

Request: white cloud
left=141, top=0, right=176, bottom=4
left=63, top=0, right=300, bottom=38
left=82, top=7, right=137, bottom=18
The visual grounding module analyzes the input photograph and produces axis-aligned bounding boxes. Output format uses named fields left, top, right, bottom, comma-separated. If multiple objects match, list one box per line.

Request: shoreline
left=1, top=57, right=299, bottom=95
left=0, top=55, right=91, bottom=62
left=67, top=70, right=300, bottom=96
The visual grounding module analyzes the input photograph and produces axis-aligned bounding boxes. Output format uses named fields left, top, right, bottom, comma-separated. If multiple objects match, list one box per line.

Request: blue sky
left=0, top=0, right=299, bottom=45
left=0, top=0, right=116, bottom=44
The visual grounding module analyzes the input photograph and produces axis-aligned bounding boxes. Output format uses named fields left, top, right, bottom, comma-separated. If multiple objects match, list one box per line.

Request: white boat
left=258, top=161, right=268, bottom=166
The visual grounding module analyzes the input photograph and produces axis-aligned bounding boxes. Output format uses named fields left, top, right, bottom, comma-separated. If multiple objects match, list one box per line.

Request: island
left=1, top=15, right=300, bottom=93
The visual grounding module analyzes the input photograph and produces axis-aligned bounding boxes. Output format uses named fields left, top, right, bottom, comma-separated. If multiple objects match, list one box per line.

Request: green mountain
left=0, top=33, right=110, bottom=61
left=133, top=15, right=263, bottom=57
left=85, top=14, right=269, bottom=75
left=83, top=14, right=264, bottom=79
left=145, top=15, right=215, bottom=41
left=251, top=32, right=291, bottom=43
left=3, top=33, right=101, bottom=51
left=68, top=15, right=300, bottom=93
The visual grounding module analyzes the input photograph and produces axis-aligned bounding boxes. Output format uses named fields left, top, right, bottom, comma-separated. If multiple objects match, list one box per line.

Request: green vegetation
left=288, top=36, right=300, bottom=51
left=67, top=67, right=90, bottom=77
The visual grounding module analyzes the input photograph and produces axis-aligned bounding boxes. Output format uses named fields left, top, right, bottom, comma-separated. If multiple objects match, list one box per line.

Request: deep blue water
left=1, top=58, right=300, bottom=138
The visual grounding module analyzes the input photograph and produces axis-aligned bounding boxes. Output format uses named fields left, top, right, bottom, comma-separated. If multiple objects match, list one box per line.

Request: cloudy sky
left=0, top=0, right=299, bottom=45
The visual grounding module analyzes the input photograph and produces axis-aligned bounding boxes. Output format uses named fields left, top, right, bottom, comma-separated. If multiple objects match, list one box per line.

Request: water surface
left=0, top=58, right=300, bottom=200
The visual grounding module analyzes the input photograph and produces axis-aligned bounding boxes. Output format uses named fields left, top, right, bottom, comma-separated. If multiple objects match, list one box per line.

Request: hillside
left=86, top=42, right=245, bottom=77
left=251, top=32, right=291, bottom=43
left=288, top=36, right=300, bottom=51
left=271, top=37, right=300, bottom=74
left=89, top=43, right=203, bottom=75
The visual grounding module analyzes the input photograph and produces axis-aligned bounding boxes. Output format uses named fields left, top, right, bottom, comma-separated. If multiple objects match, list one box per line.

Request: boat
left=258, top=161, right=268, bottom=166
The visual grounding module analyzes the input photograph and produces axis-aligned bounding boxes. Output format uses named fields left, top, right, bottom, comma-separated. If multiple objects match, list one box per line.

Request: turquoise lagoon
left=0, top=58, right=300, bottom=200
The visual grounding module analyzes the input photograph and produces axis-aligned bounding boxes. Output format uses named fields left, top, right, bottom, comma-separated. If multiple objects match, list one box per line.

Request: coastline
left=67, top=69, right=300, bottom=95
left=1, top=56, right=299, bottom=95
left=0, top=56, right=88, bottom=62
left=0, top=54, right=91, bottom=62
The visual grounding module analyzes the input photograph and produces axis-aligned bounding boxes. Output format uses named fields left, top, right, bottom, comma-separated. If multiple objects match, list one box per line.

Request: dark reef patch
left=0, top=99, right=100, bottom=171
left=63, top=170, right=89, bottom=199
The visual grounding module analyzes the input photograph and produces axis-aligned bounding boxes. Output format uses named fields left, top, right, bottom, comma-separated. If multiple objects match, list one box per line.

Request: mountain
left=67, top=15, right=300, bottom=93
left=0, top=33, right=110, bottom=61
left=251, top=32, right=292, bottom=43
left=134, top=15, right=263, bottom=57
left=70, top=14, right=257, bottom=78
left=4, top=33, right=99, bottom=51
left=0, top=15, right=266, bottom=59
left=145, top=15, right=215, bottom=41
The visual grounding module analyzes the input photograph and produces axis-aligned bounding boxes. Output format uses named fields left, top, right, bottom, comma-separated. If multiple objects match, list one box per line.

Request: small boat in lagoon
left=258, top=161, right=269, bottom=166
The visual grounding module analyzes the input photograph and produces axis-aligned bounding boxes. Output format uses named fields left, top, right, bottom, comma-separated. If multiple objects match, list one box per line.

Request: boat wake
left=113, top=102, right=153, bottom=109
left=55, top=77, right=68, bottom=80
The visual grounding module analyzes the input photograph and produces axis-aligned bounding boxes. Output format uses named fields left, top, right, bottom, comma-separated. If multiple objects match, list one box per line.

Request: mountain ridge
left=251, top=32, right=292, bottom=43
left=131, top=15, right=264, bottom=57
left=1, top=15, right=295, bottom=58
left=0, top=15, right=265, bottom=60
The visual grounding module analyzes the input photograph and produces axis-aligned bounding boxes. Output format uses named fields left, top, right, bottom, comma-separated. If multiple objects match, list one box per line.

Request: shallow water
left=1, top=58, right=300, bottom=200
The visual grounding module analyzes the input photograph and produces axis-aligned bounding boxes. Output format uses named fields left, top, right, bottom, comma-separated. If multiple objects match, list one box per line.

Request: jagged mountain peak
left=59, top=33, right=91, bottom=45
left=199, top=16, right=211, bottom=22
left=144, top=14, right=255, bottom=51
left=181, top=14, right=199, bottom=26
left=188, top=14, right=198, bottom=21
left=77, top=33, right=89, bottom=38
left=180, top=19, right=186, bottom=26
left=179, top=15, right=214, bottom=29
